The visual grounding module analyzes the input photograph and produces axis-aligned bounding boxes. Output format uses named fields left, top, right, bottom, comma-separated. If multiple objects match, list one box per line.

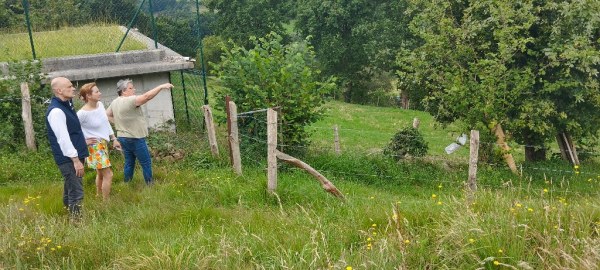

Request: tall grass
left=1, top=101, right=599, bottom=269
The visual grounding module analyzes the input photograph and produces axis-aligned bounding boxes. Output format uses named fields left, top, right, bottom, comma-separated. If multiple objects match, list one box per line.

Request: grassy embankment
left=1, top=97, right=599, bottom=269
left=0, top=24, right=147, bottom=62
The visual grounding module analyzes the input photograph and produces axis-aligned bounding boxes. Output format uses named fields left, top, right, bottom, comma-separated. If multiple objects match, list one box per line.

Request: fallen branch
left=275, top=150, right=345, bottom=200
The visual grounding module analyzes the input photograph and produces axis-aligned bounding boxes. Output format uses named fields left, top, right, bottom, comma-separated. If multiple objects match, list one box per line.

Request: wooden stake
left=202, top=105, right=219, bottom=157
left=267, top=108, right=278, bottom=192
left=228, top=101, right=242, bottom=175
left=562, top=133, right=580, bottom=165
left=21, top=82, right=36, bottom=151
left=493, top=123, right=518, bottom=175
left=412, top=117, right=420, bottom=129
left=225, top=96, right=233, bottom=164
left=467, top=130, right=479, bottom=195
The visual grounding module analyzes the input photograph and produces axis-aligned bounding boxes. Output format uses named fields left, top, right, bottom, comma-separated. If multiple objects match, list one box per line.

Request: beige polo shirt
left=108, top=96, right=148, bottom=138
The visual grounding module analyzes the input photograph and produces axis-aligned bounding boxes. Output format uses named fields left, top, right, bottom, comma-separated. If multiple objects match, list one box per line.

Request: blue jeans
left=118, top=137, right=153, bottom=184
left=58, top=160, right=84, bottom=218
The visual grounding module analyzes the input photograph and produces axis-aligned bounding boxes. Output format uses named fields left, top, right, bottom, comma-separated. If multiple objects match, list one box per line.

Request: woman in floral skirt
left=77, top=83, right=121, bottom=200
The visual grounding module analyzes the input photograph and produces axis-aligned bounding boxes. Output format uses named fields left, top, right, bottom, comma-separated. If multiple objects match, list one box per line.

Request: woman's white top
left=77, top=101, right=115, bottom=141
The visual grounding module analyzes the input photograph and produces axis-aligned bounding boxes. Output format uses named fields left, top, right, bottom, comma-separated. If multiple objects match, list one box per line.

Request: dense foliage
left=0, top=61, right=48, bottom=150
left=295, top=0, right=416, bottom=104
left=396, top=0, right=600, bottom=161
left=383, top=127, right=428, bottom=160
left=214, top=32, right=335, bottom=151
left=204, top=0, right=289, bottom=49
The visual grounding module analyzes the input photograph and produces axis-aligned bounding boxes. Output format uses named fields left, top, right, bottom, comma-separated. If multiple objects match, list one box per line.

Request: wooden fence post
left=267, top=108, right=278, bottom=192
left=412, top=117, right=420, bottom=129
left=225, top=96, right=233, bottom=163
left=333, top=125, right=341, bottom=155
left=202, top=105, right=219, bottom=157
left=228, top=101, right=242, bottom=175
left=21, top=82, right=36, bottom=151
left=467, top=130, right=479, bottom=199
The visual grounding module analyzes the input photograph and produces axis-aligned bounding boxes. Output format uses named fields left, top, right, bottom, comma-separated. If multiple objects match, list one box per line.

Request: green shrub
left=214, top=32, right=336, bottom=154
left=383, top=127, right=428, bottom=160
left=201, top=35, right=226, bottom=75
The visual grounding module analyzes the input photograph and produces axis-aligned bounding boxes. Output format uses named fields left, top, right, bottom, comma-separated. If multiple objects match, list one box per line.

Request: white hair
left=116, top=78, right=132, bottom=96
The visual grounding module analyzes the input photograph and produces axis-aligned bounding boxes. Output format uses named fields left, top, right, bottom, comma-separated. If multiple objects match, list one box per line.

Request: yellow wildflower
left=493, top=261, right=500, bottom=266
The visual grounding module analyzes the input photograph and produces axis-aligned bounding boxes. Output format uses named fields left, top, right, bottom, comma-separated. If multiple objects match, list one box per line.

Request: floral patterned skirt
left=86, top=139, right=112, bottom=169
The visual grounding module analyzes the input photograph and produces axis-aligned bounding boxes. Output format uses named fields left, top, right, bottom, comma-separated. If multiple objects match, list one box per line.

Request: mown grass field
left=1, top=98, right=599, bottom=269
left=0, top=24, right=147, bottom=62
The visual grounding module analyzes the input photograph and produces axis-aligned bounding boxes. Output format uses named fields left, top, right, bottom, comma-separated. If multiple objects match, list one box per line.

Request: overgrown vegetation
left=214, top=32, right=335, bottom=153
left=1, top=101, right=599, bottom=269
left=383, top=127, right=428, bottom=160
left=0, top=61, right=48, bottom=149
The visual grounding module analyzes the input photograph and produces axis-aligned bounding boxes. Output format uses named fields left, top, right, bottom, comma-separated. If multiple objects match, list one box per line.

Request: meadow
left=1, top=100, right=599, bottom=269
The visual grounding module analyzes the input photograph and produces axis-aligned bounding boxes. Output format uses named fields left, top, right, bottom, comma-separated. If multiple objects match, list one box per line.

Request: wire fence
left=227, top=108, right=600, bottom=197
left=0, top=0, right=209, bottom=63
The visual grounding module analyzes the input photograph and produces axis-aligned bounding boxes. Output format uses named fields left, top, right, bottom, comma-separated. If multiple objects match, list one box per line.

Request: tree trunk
left=524, top=145, right=546, bottom=162
left=401, top=90, right=409, bottom=109
left=555, top=134, right=569, bottom=161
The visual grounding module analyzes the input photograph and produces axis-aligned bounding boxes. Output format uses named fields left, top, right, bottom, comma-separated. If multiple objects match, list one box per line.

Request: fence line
left=234, top=115, right=597, bottom=154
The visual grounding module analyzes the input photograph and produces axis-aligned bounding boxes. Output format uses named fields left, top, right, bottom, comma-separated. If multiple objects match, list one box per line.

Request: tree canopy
left=396, top=0, right=600, bottom=160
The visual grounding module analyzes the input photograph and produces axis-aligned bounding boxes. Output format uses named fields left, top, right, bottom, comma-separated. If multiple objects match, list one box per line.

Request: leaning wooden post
left=493, top=123, right=518, bottom=175
left=467, top=130, right=479, bottom=201
left=412, top=117, right=420, bottom=129
left=225, top=96, right=233, bottom=163
left=202, top=105, right=219, bottom=157
left=267, top=108, right=278, bottom=192
left=21, top=82, right=36, bottom=151
left=275, top=150, right=345, bottom=199
left=228, top=101, right=242, bottom=175
left=333, top=125, right=341, bottom=155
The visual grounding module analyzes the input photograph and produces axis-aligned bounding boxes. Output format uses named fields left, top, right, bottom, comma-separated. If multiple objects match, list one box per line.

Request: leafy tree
left=0, top=0, right=23, bottom=29
left=201, top=35, right=226, bottom=75
left=214, top=32, right=336, bottom=151
left=396, top=0, right=600, bottom=162
left=204, top=0, right=287, bottom=49
left=295, top=0, right=416, bottom=104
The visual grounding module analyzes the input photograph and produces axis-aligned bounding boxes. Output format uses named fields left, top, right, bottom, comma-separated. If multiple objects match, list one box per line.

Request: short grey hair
left=116, top=78, right=132, bottom=96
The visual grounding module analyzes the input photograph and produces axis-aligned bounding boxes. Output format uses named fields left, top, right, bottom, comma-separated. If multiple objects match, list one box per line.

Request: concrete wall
left=74, top=73, right=175, bottom=132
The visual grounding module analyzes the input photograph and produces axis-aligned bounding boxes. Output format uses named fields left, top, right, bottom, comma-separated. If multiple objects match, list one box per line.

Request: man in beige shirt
left=106, top=79, right=173, bottom=185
